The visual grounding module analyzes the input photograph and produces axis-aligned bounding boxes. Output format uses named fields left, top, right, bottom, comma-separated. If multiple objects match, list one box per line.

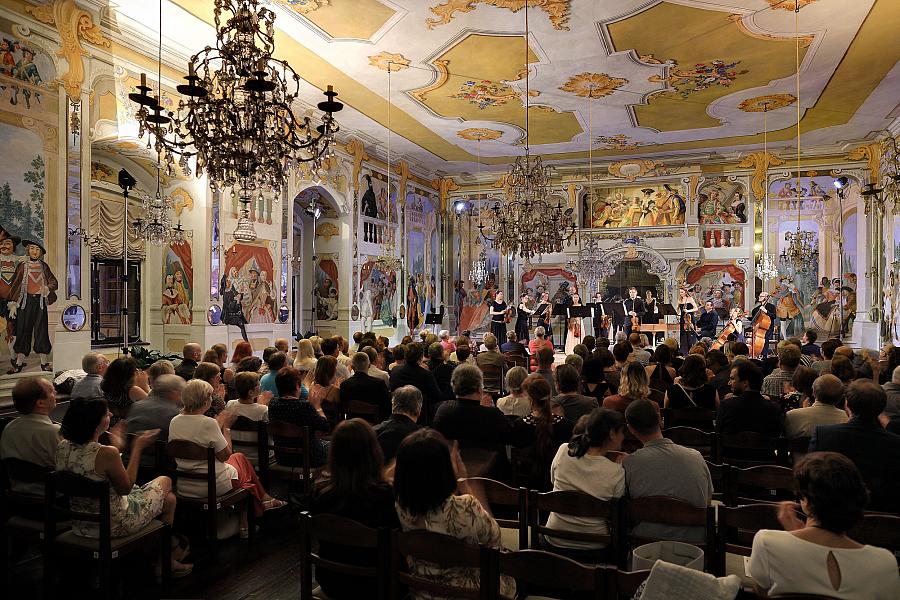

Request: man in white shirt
left=70, top=351, right=108, bottom=399
left=362, top=345, right=389, bottom=385
left=0, top=377, right=60, bottom=494
left=784, top=373, right=848, bottom=439
left=321, top=337, right=351, bottom=380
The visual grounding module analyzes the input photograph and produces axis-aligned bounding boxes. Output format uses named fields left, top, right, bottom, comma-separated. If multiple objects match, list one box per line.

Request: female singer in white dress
left=565, top=293, right=584, bottom=356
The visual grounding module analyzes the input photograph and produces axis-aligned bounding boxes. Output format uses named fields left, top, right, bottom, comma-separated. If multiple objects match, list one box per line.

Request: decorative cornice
left=737, top=151, right=785, bottom=201
left=394, top=160, right=410, bottom=206
left=430, top=176, right=459, bottom=215
left=845, top=143, right=882, bottom=183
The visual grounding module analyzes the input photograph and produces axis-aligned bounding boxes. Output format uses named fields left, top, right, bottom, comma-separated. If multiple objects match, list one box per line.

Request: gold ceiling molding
left=409, top=59, right=450, bottom=104
left=394, top=160, right=410, bottom=206
left=25, top=0, right=111, bottom=99
left=607, top=159, right=661, bottom=181
left=426, top=0, right=573, bottom=31
left=169, top=187, right=195, bottom=218
left=345, top=139, right=370, bottom=196
left=765, top=0, right=819, bottom=10
left=728, top=14, right=813, bottom=48
left=595, top=134, right=644, bottom=151
left=738, top=94, right=797, bottom=112
left=430, top=176, right=459, bottom=215
left=457, top=128, right=503, bottom=141
left=737, top=151, right=785, bottom=201
left=368, top=52, right=410, bottom=72
left=845, top=143, right=882, bottom=183
left=559, top=72, right=628, bottom=98
left=492, top=173, right=512, bottom=199
left=315, top=221, right=340, bottom=241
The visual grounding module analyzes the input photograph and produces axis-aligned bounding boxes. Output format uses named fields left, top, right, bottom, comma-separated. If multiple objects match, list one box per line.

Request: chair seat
left=6, top=515, right=71, bottom=537
left=269, top=463, right=321, bottom=478
left=175, top=487, right=249, bottom=508
left=53, top=519, right=166, bottom=552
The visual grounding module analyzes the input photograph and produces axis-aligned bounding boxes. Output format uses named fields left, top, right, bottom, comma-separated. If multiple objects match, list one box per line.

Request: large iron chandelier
left=129, top=0, right=342, bottom=198
left=479, top=5, right=575, bottom=259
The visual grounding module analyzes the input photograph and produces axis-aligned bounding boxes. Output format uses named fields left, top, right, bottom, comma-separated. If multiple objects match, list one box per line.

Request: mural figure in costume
left=221, top=268, right=248, bottom=342
left=406, top=279, right=420, bottom=333
left=773, top=277, right=804, bottom=340
left=360, top=174, right=379, bottom=243
left=584, top=184, right=685, bottom=228
left=0, top=227, right=21, bottom=358
left=8, top=240, right=56, bottom=373
left=162, top=274, right=181, bottom=324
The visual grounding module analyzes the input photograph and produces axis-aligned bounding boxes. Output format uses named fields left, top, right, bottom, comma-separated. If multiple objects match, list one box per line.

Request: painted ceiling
left=110, top=0, right=900, bottom=172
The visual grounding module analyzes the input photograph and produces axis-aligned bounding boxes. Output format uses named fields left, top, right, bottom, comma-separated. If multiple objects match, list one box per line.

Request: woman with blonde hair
left=293, top=338, right=318, bottom=384
left=602, top=362, right=650, bottom=414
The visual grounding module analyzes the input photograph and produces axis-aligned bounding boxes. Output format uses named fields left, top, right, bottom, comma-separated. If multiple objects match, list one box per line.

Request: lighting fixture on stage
left=833, top=176, right=849, bottom=190
left=453, top=200, right=467, bottom=215
left=479, top=5, right=576, bottom=259
left=129, top=0, right=342, bottom=200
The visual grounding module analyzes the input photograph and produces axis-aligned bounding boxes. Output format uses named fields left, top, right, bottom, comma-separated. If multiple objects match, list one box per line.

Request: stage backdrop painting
left=360, top=257, right=397, bottom=327
left=583, top=183, right=686, bottom=228
left=685, top=264, right=745, bottom=319
left=223, top=242, right=277, bottom=324
left=162, top=242, right=192, bottom=324
left=457, top=240, right=500, bottom=335
left=315, top=254, right=339, bottom=321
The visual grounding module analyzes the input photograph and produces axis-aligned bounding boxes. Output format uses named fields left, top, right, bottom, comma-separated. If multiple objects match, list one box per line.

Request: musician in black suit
left=623, top=287, right=646, bottom=337
left=695, top=300, right=719, bottom=339
left=553, top=283, right=573, bottom=349
left=591, top=291, right=609, bottom=339
left=751, top=291, right=777, bottom=359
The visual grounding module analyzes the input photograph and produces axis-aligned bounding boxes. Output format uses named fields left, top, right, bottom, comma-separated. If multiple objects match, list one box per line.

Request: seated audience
left=373, top=385, right=423, bottom=462
left=597, top=347, right=620, bottom=394
left=175, top=343, right=202, bottom=381
left=71, top=352, right=109, bottom=399
left=293, top=338, right=318, bottom=381
left=829, top=354, right=856, bottom=386
left=341, top=352, right=391, bottom=422
left=612, top=341, right=633, bottom=372
left=320, top=338, right=351, bottom=380
left=717, top=360, right=782, bottom=437
left=762, top=344, right=802, bottom=398
left=533, top=346, right=557, bottom=395
left=169, top=380, right=284, bottom=535
left=127, top=374, right=184, bottom=438
left=497, top=366, right=530, bottom=417
left=782, top=365, right=817, bottom=413
left=809, top=379, right=900, bottom=512
left=394, top=429, right=515, bottom=598
left=783, top=374, right=847, bottom=440
left=426, top=342, right=455, bottom=402
left=878, top=345, right=900, bottom=385
left=260, top=351, right=288, bottom=398
left=438, top=330, right=456, bottom=353
left=389, top=344, right=406, bottom=371
left=645, top=344, right=676, bottom=392
left=501, top=331, right=527, bottom=355
left=571, top=344, right=589, bottom=363
left=274, top=338, right=291, bottom=360
left=209, top=343, right=234, bottom=387
left=705, top=349, right=731, bottom=400
left=580, top=356, right=609, bottom=402
left=603, top=362, right=650, bottom=414
left=224, top=372, right=271, bottom=464
left=511, top=375, right=573, bottom=490
left=564, top=353, right=583, bottom=374
left=362, top=345, right=390, bottom=386
left=475, top=333, right=505, bottom=370
left=389, top=343, right=442, bottom=422
left=528, top=327, right=553, bottom=369
left=623, top=399, right=712, bottom=544
left=812, top=338, right=842, bottom=375
left=664, top=354, right=718, bottom=410
left=800, top=329, right=821, bottom=359
left=269, top=367, right=330, bottom=468
left=543, top=408, right=625, bottom=561
left=102, top=356, right=149, bottom=425
left=146, top=359, right=176, bottom=387
left=748, top=452, right=900, bottom=599
left=0, top=377, right=60, bottom=494
left=310, top=418, right=400, bottom=599
left=552, top=363, right=599, bottom=422
left=230, top=341, right=253, bottom=372
left=629, top=333, right=651, bottom=365
left=883, top=364, right=900, bottom=419
left=193, top=361, right=227, bottom=417
left=308, top=356, right=342, bottom=422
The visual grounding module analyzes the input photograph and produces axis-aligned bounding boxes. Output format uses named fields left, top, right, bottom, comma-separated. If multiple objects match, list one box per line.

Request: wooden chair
left=229, top=416, right=270, bottom=484
left=727, top=465, right=794, bottom=506
left=496, top=549, right=604, bottom=600
left=851, top=512, right=900, bottom=558
left=663, top=426, right=718, bottom=459
left=622, top=496, right=716, bottom=572
left=460, top=477, right=527, bottom=550
left=343, top=399, right=380, bottom=424
left=715, top=503, right=781, bottom=576
left=717, top=431, right=780, bottom=467
left=298, top=512, right=390, bottom=600
left=268, top=421, right=320, bottom=501
left=479, top=363, right=505, bottom=398
left=528, top=489, right=619, bottom=564
left=786, top=436, right=811, bottom=464
left=604, top=567, right=652, bottom=600
left=164, top=440, right=253, bottom=550
left=706, top=461, right=730, bottom=503
left=663, top=407, right=716, bottom=431
left=648, top=388, right=665, bottom=407
left=503, top=353, right=527, bottom=370
left=391, top=529, right=496, bottom=600
left=43, top=471, right=171, bottom=600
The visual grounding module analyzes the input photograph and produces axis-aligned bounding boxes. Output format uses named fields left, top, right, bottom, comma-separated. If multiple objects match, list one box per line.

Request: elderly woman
left=193, top=362, right=227, bottom=417
left=497, top=366, right=530, bottom=417
left=602, top=362, right=650, bottom=414
left=394, top=429, right=515, bottom=598
left=438, top=330, right=456, bottom=353
left=101, top=356, right=149, bottom=426
left=56, top=397, right=191, bottom=575
left=224, top=372, right=271, bottom=465
left=168, top=380, right=285, bottom=537
left=749, top=452, right=900, bottom=598
left=528, top=326, right=553, bottom=372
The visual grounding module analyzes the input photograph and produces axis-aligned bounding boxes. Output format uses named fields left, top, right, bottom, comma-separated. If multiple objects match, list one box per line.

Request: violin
left=630, top=314, right=641, bottom=332
left=504, top=306, right=513, bottom=324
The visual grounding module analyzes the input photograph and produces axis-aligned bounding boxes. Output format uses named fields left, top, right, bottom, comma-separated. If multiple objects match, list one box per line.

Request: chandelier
left=374, top=63, right=402, bottom=274
left=133, top=186, right=175, bottom=246
left=757, top=251, right=779, bottom=280
left=566, top=235, right=614, bottom=290
left=129, top=0, right=342, bottom=198
left=232, top=195, right=257, bottom=243
left=755, top=100, right=777, bottom=279
left=374, top=238, right=403, bottom=272
left=479, top=5, right=575, bottom=259
left=470, top=244, right=488, bottom=286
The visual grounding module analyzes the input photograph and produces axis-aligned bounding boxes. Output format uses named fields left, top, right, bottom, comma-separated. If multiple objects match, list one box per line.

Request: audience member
left=705, top=349, right=730, bottom=400
left=102, top=356, right=149, bottom=425
left=534, top=346, right=557, bottom=395
left=563, top=353, right=583, bottom=374
left=511, top=375, right=574, bottom=490
left=293, top=338, right=318, bottom=378
left=612, top=341, right=632, bottom=372
left=748, top=452, right=900, bottom=598
left=552, top=363, right=599, bottom=422
left=829, top=354, right=856, bottom=386
left=580, top=356, right=608, bottom=403
left=146, top=359, right=176, bottom=387
left=426, top=342, right=455, bottom=402
left=623, top=399, right=712, bottom=544
left=528, top=327, right=553, bottom=369
left=71, top=352, right=109, bottom=399
left=762, top=344, right=802, bottom=398
left=308, top=356, right=342, bottom=422
left=878, top=345, right=900, bottom=385
left=373, top=386, right=423, bottom=462
left=321, top=338, right=351, bottom=380
left=362, top=345, right=390, bottom=385
left=497, top=366, right=530, bottom=417
left=0, top=377, right=60, bottom=494
left=812, top=338, right=841, bottom=375
left=193, top=361, right=227, bottom=417
left=664, top=354, right=718, bottom=410
left=809, top=379, right=900, bottom=511
left=800, top=329, right=821, bottom=359
left=603, top=362, right=650, bottom=414
left=645, top=344, right=676, bottom=391
left=475, top=333, right=505, bottom=370
left=717, top=360, right=782, bottom=436
left=500, top=331, right=527, bottom=355
left=127, top=374, right=185, bottom=438
left=629, top=333, right=651, bottom=365
left=340, top=353, right=391, bottom=422
left=223, top=372, right=271, bottom=464
left=783, top=373, right=847, bottom=440
left=175, top=343, right=202, bottom=381
left=781, top=365, right=817, bottom=413
left=438, top=330, right=456, bottom=353
left=882, top=364, right=900, bottom=419
left=269, top=367, right=330, bottom=467
left=235, top=355, right=263, bottom=375
left=389, top=344, right=406, bottom=371
left=433, top=363, right=512, bottom=455
left=571, top=344, right=589, bottom=363
left=260, top=351, right=287, bottom=398
left=230, top=341, right=253, bottom=370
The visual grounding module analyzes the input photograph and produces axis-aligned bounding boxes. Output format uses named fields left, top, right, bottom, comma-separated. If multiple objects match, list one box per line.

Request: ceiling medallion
left=279, top=0, right=330, bottom=15
left=607, top=159, right=661, bottom=182
left=129, top=0, right=343, bottom=200
left=765, top=0, right=818, bottom=10
left=368, top=52, right=410, bottom=72
left=738, top=93, right=797, bottom=112
left=559, top=72, right=628, bottom=98
left=457, top=128, right=503, bottom=141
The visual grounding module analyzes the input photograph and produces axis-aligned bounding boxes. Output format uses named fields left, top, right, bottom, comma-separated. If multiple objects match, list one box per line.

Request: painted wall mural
left=360, top=257, right=397, bottom=327
left=223, top=242, right=277, bottom=324
left=582, top=183, right=686, bottom=228
left=697, top=180, right=747, bottom=225
left=315, top=254, right=339, bottom=321
left=406, top=187, right=438, bottom=332
left=162, top=241, right=192, bottom=325
left=685, top=264, right=745, bottom=319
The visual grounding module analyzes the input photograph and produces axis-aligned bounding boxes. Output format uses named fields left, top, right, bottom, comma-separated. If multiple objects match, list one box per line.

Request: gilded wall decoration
left=344, top=138, right=369, bottom=196
left=430, top=176, right=459, bottom=215
left=394, top=161, right=409, bottom=207
left=409, top=60, right=449, bottom=104
left=845, top=143, right=882, bottom=184
left=583, top=183, right=686, bottom=228
left=765, top=0, right=818, bottom=10
left=649, top=59, right=748, bottom=100
left=367, top=51, right=410, bottom=72
left=607, top=159, right=661, bottom=181
left=595, top=134, right=646, bottom=151
left=559, top=72, right=627, bottom=98
left=169, top=187, right=195, bottom=218
left=737, top=151, right=785, bottom=201
left=25, top=0, right=111, bottom=99
left=315, top=221, right=340, bottom=241
left=426, top=0, right=573, bottom=31
left=457, top=128, right=503, bottom=141
left=738, top=93, right=797, bottom=112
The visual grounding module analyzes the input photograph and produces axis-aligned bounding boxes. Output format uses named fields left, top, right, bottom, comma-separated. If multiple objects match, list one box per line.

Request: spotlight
left=833, top=176, right=849, bottom=189
left=453, top=200, right=466, bottom=214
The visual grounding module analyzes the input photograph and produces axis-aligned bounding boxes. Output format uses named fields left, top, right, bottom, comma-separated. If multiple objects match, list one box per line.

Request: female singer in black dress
left=515, top=292, right=535, bottom=343
left=534, top=292, right=552, bottom=344
left=644, top=289, right=660, bottom=345
left=489, top=291, right=508, bottom=343
left=677, top=287, right=699, bottom=353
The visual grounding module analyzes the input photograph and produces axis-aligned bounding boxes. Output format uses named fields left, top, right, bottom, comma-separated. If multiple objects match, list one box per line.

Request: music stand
left=552, top=304, right=569, bottom=351
left=424, top=308, right=444, bottom=335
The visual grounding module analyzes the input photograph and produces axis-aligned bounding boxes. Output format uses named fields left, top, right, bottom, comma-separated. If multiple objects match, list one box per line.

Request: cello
left=711, top=310, right=743, bottom=350
left=749, top=308, right=772, bottom=359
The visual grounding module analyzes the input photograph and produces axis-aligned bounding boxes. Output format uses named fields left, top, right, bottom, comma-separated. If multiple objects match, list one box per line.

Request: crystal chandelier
left=566, top=234, right=614, bottom=291
left=129, top=0, right=342, bottom=198
left=133, top=186, right=175, bottom=246
left=374, top=63, right=402, bottom=273
left=757, top=251, right=779, bottom=280
left=479, top=5, right=576, bottom=259
left=232, top=194, right=257, bottom=243
left=470, top=244, right=488, bottom=286
left=756, top=100, right=778, bottom=280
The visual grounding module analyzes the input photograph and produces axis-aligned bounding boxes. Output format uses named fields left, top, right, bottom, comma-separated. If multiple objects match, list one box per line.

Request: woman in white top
left=168, top=380, right=285, bottom=538
left=224, top=371, right=272, bottom=465
left=293, top=338, right=318, bottom=385
left=543, top=408, right=626, bottom=562
left=497, top=366, right=531, bottom=417
left=748, top=452, right=900, bottom=599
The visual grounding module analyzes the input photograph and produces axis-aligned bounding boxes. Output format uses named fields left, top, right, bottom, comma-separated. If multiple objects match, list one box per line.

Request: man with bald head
left=783, top=373, right=848, bottom=439
left=127, top=374, right=184, bottom=437
left=175, top=342, right=202, bottom=381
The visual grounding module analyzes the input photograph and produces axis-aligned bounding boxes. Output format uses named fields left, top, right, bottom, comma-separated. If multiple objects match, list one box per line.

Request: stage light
left=453, top=200, right=466, bottom=214
left=833, top=176, right=849, bottom=189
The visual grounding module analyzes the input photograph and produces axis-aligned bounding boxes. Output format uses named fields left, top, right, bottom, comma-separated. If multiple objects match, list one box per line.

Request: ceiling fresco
left=113, top=0, right=899, bottom=171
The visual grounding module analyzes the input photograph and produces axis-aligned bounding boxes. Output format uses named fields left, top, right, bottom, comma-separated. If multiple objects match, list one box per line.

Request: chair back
left=663, top=407, right=716, bottom=431
left=344, top=399, right=380, bottom=424
left=45, top=471, right=112, bottom=554
left=299, top=512, right=390, bottom=600
left=715, top=503, right=781, bottom=575
left=728, top=464, right=794, bottom=505
left=498, top=549, right=603, bottom=600
left=623, top=496, right=715, bottom=570
left=787, top=436, right=811, bottom=463
left=268, top=421, right=314, bottom=494
left=648, top=388, right=665, bottom=407
left=165, top=439, right=218, bottom=502
left=504, top=353, right=527, bottom=370
left=705, top=461, right=730, bottom=502
left=604, top=568, right=652, bottom=600
left=663, top=426, right=717, bottom=459
left=529, top=489, right=618, bottom=558
left=850, top=512, right=900, bottom=556
left=461, top=477, right=527, bottom=550
left=230, top=416, right=269, bottom=456
left=391, top=529, right=495, bottom=600
left=2, top=457, right=52, bottom=509
left=717, top=431, right=779, bottom=466
left=479, top=363, right=504, bottom=395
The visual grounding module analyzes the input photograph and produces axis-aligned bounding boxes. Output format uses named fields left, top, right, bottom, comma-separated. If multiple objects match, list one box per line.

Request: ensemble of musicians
left=479, top=285, right=782, bottom=358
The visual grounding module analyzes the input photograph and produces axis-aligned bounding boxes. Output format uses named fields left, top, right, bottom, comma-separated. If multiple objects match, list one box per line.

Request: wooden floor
left=7, top=502, right=304, bottom=599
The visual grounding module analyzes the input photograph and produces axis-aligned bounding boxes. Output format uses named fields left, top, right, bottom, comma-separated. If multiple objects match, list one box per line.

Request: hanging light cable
left=471, top=139, right=488, bottom=286
left=375, top=62, right=402, bottom=272
left=757, top=102, right=779, bottom=279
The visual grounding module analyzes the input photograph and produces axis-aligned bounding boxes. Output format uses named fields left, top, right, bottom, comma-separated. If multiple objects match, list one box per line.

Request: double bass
left=749, top=308, right=772, bottom=359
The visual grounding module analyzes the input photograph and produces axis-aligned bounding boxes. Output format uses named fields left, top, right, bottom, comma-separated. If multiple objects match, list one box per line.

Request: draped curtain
left=89, top=197, right=146, bottom=260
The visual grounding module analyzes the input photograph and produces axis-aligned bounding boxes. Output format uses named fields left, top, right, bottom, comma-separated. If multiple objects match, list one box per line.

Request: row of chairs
left=662, top=423, right=810, bottom=468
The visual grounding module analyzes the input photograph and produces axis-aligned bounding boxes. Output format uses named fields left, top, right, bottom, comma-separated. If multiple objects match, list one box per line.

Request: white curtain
left=89, top=198, right=147, bottom=260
